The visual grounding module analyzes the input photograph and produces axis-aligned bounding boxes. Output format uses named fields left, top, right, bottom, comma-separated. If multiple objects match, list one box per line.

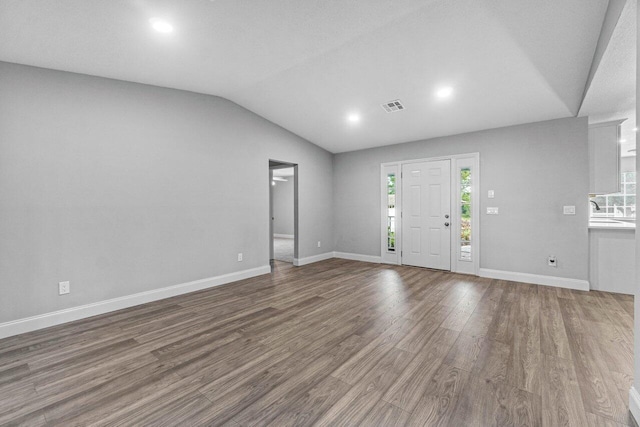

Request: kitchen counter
left=589, top=225, right=635, bottom=294
left=588, top=219, right=635, bottom=230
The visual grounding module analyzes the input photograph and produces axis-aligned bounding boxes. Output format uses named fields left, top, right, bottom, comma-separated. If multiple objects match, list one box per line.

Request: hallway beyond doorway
left=274, top=237, right=294, bottom=263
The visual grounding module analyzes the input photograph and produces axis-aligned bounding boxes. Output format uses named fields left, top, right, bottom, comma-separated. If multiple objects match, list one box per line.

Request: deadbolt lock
left=444, top=214, right=449, bottom=219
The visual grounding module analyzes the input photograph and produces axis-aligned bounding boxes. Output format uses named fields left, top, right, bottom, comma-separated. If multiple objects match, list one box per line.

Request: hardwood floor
left=0, top=259, right=635, bottom=426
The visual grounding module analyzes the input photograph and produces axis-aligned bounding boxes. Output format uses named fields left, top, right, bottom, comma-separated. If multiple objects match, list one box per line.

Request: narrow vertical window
left=387, top=173, right=396, bottom=252
left=460, top=168, right=472, bottom=261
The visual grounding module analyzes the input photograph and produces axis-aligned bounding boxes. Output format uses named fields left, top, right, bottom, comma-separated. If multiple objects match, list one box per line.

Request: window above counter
left=590, top=171, right=636, bottom=219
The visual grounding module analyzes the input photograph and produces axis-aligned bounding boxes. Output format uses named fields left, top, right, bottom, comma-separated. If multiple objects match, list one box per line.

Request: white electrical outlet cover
left=563, top=206, right=576, bottom=215
left=488, top=190, right=495, bottom=198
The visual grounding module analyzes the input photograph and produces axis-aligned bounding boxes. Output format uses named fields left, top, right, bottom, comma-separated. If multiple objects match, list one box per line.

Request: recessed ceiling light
left=620, top=139, right=627, bottom=143
left=436, top=86, right=453, bottom=98
left=633, top=127, right=638, bottom=132
left=347, top=113, right=360, bottom=123
left=150, top=18, right=173, bottom=33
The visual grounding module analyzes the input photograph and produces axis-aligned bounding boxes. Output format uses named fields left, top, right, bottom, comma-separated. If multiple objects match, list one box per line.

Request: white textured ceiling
left=0, top=0, right=610, bottom=153
left=579, top=0, right=637, bottom=157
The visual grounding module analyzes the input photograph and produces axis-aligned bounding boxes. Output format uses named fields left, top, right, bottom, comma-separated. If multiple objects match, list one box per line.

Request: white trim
left=590, top=119, right=627, bottom=128
left=274, top=234, right=294, bottom=239
left=0, top=265, right=271, bottom=340
left=294, top=251, right=382, bottom=266
left=479, top=268, right=589, bottom=291
left=293, top=252, right=334, bottom=266
left=629, top=387, right=640, bottom=425
left=381, top=152, right=481, bottom=168
left=334, top=252, right=382, bottom=264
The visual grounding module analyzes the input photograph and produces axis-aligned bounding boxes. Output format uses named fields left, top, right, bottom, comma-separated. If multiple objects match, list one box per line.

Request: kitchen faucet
left=590, top=200, right=601, bottom=210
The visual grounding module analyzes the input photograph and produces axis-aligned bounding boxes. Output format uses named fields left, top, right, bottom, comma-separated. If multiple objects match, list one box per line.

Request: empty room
left=1, top=0, right=639, bottom=426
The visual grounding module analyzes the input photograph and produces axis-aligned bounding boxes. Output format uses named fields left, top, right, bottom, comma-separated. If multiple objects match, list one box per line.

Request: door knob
left=444, top=222, right=450, bottom=227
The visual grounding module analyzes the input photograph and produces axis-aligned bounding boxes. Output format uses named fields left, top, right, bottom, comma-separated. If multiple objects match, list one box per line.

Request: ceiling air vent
left=382, top=100, right=405, bottom=113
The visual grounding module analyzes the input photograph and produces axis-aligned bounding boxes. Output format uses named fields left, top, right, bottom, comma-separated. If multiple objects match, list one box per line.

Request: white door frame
left=269, top=160, right=298, bottom=269
left=380, top=153, right=480, bottom=275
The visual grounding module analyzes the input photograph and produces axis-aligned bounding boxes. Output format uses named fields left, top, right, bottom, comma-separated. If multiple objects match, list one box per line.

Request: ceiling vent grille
left=382, top=100, right=405, bottom=113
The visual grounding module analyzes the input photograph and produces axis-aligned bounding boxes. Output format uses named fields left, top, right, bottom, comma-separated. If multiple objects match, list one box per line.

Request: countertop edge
left=588, top=223, right=636, bottom=231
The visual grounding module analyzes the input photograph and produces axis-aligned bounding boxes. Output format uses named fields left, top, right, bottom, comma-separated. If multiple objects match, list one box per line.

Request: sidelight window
left=387, top=173, right=396, bottom=252
left=460, top=168, right=472, bottom=261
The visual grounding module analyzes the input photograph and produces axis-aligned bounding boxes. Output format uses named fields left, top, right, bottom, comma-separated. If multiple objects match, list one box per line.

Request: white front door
left=402, top=160, right=451, bottom=270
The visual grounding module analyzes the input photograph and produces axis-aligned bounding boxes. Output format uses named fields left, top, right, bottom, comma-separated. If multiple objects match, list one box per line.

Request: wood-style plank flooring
left=0, top=259, right=635, bottom=426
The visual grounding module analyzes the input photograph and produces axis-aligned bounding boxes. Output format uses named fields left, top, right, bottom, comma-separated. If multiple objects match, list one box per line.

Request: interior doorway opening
left=269, top=160, right=298, bottom=271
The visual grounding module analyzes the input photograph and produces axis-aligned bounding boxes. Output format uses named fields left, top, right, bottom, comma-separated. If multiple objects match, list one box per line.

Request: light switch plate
left=488, top=190, right=495, bottom=198
left=487, top=207, right=499, bottom=215
left=563, top=206, right=576, bottom=215
left=58, top=281, right=70, bottom=295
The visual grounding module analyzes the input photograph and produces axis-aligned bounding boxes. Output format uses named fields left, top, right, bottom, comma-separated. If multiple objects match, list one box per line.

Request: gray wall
left=0, top=61, right=333, bottom=323
left=273, top=179, right=294, bottom=235
left=334, top=117, right=589, bottom=280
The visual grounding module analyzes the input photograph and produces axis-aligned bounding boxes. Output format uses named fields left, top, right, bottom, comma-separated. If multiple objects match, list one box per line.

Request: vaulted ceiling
left=0, top=0, right=617, bottom=153
left=579, top=0, right=637, bottom=157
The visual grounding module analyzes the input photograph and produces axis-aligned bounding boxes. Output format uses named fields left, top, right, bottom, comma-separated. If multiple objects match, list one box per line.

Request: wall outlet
left=488, top=190, right=495, bottom=198
left=486, top=207, right=499, bottom=215
left=317, top=241, right=321, bottom=248
left=563, top=206, right=576, bottom=215
left=237, top=253, right=243, bottom=262
left=58, top=281, right=70, bottom=295
left=548, top=256, right=557, bottom=267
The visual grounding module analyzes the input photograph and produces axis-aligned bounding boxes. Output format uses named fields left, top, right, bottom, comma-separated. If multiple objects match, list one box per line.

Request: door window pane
left=387, top=173, right=396, bottom=252
left=460, top=168, right=472, bottom=261
left=460, top=241, right=471, bottom=261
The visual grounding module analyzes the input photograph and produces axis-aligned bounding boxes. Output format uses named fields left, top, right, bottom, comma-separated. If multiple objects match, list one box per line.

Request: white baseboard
left=274, top=234, right=294, bottom=239
left=291, top=254, right=589, bottom=292
left=293, top=251, right=382, bottom=266
left=630, top=387, right=640, bottom=425
left=479, top=268, right=589, bottom=291
left=0, top=257, right=595, bottom=340
left=293, top=252, right=334, bottom=266
left=334, top=251, right=382, bottom=264
left=0, top=265, right=271, bottom=340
